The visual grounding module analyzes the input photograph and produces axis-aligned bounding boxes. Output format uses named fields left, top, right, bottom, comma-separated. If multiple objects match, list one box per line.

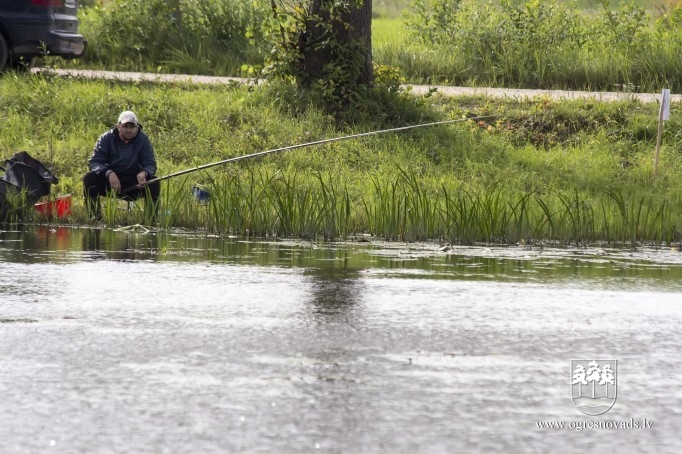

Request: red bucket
left=34, top=194, right=72, bottom=218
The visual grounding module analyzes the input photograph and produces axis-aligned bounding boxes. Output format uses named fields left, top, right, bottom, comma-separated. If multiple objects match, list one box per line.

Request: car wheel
left=0, top=34, right=8, bottom=70
left=9, top=56, right=37, bottom=72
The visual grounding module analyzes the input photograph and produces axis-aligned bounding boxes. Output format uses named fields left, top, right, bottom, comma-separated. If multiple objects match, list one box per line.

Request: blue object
left=192, top=184, right=210, bottom=202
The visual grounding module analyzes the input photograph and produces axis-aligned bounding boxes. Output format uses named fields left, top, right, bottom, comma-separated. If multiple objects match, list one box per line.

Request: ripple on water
left=0, top=228, right=681, bottom=452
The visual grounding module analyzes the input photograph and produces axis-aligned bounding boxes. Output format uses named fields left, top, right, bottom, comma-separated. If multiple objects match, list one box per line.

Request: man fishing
left=82, top=110, right=160, bottom=222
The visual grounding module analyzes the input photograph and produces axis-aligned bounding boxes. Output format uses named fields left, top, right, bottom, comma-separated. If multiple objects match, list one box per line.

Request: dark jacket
left=88, top=127, right=157, bottom=177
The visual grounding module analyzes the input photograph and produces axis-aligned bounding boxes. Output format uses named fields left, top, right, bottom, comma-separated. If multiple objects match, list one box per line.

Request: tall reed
left=53, top=168, right=681, bottom=247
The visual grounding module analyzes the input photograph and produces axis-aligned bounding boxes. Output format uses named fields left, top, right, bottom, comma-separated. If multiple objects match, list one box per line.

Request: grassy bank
left=1, top=73, right=681, bottom=245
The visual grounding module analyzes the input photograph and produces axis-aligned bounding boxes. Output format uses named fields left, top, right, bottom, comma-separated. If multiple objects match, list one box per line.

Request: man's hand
left=108, top=171, right=121, bottom=193
left=136, top=171, right=148, bottom=186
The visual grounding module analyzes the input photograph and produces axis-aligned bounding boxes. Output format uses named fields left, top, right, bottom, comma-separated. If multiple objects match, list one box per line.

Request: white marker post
left=654, top=88, right=671, bottom=182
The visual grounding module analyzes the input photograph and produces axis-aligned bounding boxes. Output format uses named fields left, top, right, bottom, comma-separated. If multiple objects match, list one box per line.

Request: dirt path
left=409, top=84, right=680, bottom=103
left=37, top=68, right=679, bottom=103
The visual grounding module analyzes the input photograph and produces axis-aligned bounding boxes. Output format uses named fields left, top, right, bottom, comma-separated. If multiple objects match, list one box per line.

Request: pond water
left=1, top=226, right=681, bottom=453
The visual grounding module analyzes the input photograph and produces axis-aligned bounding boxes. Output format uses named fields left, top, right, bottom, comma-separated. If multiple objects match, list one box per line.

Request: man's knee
left=83, top=171, right=99, bottom=188
left=83, top=171, right=105, bottom=198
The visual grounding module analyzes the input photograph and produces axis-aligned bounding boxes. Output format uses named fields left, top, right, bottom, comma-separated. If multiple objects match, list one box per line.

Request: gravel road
left=35, top=68, right=679, bottom=103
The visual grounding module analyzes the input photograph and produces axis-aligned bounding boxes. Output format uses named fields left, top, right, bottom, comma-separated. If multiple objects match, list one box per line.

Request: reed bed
left=101, top=167, right=679, bottom=246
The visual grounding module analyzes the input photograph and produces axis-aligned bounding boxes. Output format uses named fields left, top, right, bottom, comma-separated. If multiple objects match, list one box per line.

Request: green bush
left=79, top=0, right=269, bottom=74
left=399, top=0, right=682, bottom=91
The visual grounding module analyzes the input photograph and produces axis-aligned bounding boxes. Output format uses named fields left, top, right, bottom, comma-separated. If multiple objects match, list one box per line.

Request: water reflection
left=305, top=267, right=363, bottom=320
left=81, top=228, right=159, bottom=261
left=2, top=225, right=682, bottom=291
left=82, top=228, right=101, bottom=253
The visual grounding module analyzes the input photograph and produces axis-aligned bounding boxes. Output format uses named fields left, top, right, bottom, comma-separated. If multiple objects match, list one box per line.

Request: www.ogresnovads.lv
left=535, top=418, right=654, bottom=431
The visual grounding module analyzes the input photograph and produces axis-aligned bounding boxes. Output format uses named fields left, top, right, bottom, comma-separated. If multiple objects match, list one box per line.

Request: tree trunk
left=301, top=0, right=373, bottom=87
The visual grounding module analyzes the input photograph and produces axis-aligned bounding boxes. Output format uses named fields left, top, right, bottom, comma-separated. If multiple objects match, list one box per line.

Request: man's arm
left=88, top=132, right=112, bottom=174
left=138, top=134, right=157, bottom=177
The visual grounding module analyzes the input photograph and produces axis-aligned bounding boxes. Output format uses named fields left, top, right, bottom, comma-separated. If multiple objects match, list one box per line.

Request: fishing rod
left=123, top=114, right=498, bottom=193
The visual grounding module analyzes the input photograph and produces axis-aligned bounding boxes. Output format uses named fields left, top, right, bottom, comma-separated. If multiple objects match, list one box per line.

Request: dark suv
left=0, top=0, right=85, bottom=69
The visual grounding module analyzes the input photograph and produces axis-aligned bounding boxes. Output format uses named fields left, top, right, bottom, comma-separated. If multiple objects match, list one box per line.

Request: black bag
left=2, top=151, right=59, bottom=202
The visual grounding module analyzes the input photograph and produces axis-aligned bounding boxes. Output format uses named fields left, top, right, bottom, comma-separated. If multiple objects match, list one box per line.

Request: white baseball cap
left=118, top=110, right=139, bottom=125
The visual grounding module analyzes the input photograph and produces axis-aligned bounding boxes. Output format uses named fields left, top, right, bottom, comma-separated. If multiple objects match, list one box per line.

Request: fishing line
left=124, top=114, right=498, bottom=193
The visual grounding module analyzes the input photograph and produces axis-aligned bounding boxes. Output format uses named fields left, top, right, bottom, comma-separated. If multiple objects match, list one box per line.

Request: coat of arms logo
left=571, top=359, right=617, bottom=415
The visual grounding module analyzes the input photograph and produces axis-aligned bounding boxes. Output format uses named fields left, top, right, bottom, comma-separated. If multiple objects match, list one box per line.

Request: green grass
left=372, top=17, right=408, bottom=47
left=2, top=73, right=681, bottom=245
